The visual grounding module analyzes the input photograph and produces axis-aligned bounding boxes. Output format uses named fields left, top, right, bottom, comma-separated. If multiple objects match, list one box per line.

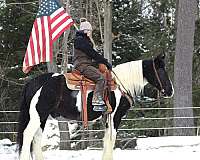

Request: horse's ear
left=154, top=52, right=166, bottom=68
left=156, top=52, right=165, bottom=60
left=161, top=52, right=165, bottom=59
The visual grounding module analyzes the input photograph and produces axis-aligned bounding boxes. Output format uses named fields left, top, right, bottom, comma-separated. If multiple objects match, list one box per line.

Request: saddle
left=64, top=65, right=117, bottom=91
left=63, top=64, right=117, bottom=128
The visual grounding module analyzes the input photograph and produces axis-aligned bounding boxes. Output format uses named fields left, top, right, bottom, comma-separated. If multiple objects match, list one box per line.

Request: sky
left=1, top=136, right=200, bottom=160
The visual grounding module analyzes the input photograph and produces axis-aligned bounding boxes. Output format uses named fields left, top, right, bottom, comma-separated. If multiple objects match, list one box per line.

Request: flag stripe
left=30, top=35, right=36, bottom=66
left=50, top=7, right=64, bottom=19
left=32, top=23, right=39, bottom=64
left=51, top=10, right=66, bottom=28
left=52, top=19, right=74, bottom=42
left=27, top=40, right=33, bottom=66
left=23, top=50, right=29, bottom=69
left=34, top=21, right=41, bottom=64
left=44, top=17, right=50, bottom=61
left=41, top=17, right=47, bottom=62
left=52, top=17, right=71, bottom=36
left=51, top=14, right=71, bottom=32
left=24, top=54, right=29, bottom=67
left=48, top=16, right=53, bottom=62
left=37, top=18, right=43, bottom=62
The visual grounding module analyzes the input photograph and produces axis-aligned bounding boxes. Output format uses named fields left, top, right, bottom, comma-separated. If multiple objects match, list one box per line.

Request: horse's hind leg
left=33, top=127, right=44, bottom=160
left=20, top=88, right=42, bottom=160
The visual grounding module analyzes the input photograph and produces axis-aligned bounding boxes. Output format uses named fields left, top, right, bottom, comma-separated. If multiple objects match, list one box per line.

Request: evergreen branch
left=192, top=88, right=200, bottom=94
left=194, top=45, right=200, bottom=55
left=0, top=77, right=24, bottom=86
left=15, top=5, right=36, bottom=14
left=5, top=1, right=38, bottom=6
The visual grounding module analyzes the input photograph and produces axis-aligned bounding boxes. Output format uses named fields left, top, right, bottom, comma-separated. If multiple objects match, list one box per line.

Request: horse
left=17, top=53, right=174, bottom=160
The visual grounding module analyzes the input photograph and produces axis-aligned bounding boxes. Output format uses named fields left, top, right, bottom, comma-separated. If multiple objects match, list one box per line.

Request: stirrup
left=92, top=100, right=105, bottom=106
left=93, top=105, right=107, bottom=112
left=92, top=96, right=105, bottom=106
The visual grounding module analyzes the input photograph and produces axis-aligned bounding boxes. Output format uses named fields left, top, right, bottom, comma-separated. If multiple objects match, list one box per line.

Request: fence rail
left=1, top=115, right=200, bottom=124
left=1, top=107, right=200, bottom=145
left=1, top=106, right=200, bottom=113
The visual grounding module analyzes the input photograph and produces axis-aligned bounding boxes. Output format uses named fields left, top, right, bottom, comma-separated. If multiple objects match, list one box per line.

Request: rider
left=73, top=18, right=112, bottom=111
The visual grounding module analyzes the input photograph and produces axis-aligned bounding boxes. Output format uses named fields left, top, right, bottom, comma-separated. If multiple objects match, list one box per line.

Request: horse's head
left=143, top=53, right=174, bottom=98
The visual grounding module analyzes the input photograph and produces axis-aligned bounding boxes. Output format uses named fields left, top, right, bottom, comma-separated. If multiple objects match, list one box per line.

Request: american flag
left=23, top=0, right=74, bottom=73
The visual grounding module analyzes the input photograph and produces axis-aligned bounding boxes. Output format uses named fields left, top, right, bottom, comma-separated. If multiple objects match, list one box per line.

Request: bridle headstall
left=152, top=58, right=164, bottom=94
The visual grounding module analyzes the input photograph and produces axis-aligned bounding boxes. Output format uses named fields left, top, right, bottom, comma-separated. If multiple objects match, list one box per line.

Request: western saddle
left=63, top=64, right=117, bottom=127
left=64, top=64, right=117, bottom=91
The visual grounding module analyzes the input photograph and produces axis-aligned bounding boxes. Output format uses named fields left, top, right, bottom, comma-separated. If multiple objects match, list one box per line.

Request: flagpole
left=73, top=23, right=79, bottom=30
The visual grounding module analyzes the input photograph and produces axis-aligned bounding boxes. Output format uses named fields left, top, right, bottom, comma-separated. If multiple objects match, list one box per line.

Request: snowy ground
left=1, top=136, right=200, bottom=160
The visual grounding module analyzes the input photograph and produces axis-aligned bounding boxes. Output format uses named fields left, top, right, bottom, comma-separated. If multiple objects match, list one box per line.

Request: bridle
left=112, top=58, right=166, bottom=105
left=152, top=59, right=165, bottom=94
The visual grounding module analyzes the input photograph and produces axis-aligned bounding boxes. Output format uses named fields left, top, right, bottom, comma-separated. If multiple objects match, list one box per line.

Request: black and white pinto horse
left=17, top=54, right=173, bottom=160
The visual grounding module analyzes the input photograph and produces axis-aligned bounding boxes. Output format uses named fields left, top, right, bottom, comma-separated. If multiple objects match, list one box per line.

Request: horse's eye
left=161, top=89, right=165, bottom=94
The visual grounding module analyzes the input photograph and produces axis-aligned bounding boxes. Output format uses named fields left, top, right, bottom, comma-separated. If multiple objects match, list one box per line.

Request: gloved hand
left=106, top=62, right=112, bottom=70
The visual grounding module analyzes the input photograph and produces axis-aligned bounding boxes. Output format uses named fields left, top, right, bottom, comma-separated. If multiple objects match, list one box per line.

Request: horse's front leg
left=33, top=127, right=44, bottom=160
left=19, top=118, right=41, bottom=160
left=102, top=115, right=117, bottom=160
left=20, top=87, right=42, bottom=160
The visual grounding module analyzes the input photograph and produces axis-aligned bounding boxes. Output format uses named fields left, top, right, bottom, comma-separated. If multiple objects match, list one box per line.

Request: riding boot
left=75, top=65, right=107, bottom=111
left=92, top=94, right=105, bottom=106
left=92, top=78, right=107, bottom=112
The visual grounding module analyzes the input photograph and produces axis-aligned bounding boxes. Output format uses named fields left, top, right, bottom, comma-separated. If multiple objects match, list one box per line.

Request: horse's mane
left=112, top=60, right=144, bottom=98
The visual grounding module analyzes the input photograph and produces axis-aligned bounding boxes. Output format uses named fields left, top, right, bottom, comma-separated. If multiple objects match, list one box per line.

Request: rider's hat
left=80, top=18, right=92, bottom=31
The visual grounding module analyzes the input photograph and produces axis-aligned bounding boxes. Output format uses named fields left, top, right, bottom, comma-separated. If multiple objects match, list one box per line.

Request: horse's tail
left=17, top=83, right=30, bottom=154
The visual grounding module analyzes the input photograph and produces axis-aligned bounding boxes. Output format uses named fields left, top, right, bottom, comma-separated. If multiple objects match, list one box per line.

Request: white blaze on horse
left=17, top=54, right=174, bottom=160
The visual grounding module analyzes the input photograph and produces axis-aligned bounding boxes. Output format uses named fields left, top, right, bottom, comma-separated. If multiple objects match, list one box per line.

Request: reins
left=111, top=70, right=133, bottom=106
left=111, top=70, right=130, bottom=94
left=112, top=58, right=164, bottom=106
left=152, top=59, right=164, bottom=93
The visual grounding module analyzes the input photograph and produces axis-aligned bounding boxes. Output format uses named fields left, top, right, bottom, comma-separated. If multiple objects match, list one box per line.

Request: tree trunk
left=94, top=0, right=104, bottom=43
left=85, top=0, right=88, bottom=18
left=89, top=0, right=93, bottom=23
left=80, top=0, right=85, bottom=18
left=173, top=0, right=196, bottom=136
left=103, top=0, right=112, bottom=63
left=41, top=0, right=71, bottom=149
left=61, top=30, right=70, bottom=73
left=58, top=0, right=72, bottom=149
left=57, top=117, right=71, bottom=150
left=47, top=40, right=58, bottom=73
left=61, top=0, right=71, bottom=73
left=196, top=0, right=199, bottom=20
left=140, top=0, right=144, bottom=13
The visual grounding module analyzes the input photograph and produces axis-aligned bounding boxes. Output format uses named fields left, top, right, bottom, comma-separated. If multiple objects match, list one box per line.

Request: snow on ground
left=1, top=136, right=200, bottom=160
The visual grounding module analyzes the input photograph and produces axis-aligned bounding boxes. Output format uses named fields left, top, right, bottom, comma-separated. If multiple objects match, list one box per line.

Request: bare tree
left=103, top=0, right=112, bottom=63
left=61, top=0, right=71, bottom=73
left=38, top=0, right=71, bottom=150
left=94, top=0, right=104, bottom=43
left=173, top=0, right=197, bottom=136
left=57, top=0, right=72, bottom=150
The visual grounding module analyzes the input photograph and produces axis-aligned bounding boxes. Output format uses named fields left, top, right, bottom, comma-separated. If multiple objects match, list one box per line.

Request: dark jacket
left=73, top=31, right=111, bottom=70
